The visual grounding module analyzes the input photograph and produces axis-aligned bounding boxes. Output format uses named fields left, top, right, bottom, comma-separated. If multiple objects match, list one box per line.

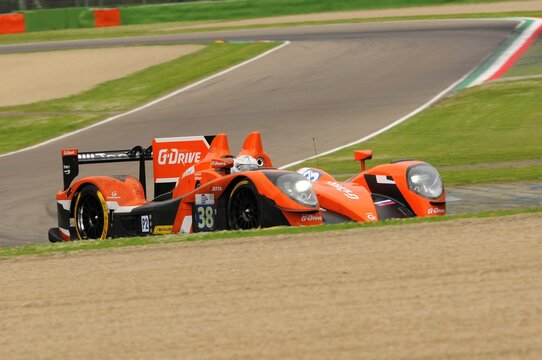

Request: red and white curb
left=456, top=17, right=542, bottom=89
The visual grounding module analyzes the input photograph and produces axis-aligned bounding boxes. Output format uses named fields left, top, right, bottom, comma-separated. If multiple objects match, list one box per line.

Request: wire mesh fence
left=1, top=0, right=199, bottom=14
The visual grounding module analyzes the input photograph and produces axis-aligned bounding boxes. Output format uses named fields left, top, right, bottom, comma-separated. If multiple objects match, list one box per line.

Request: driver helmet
left=231, top=155, right=260, bottom=173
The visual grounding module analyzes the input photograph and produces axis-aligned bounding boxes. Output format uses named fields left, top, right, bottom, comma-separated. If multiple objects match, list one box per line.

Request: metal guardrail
left=0, top=0, right=200, bottom=14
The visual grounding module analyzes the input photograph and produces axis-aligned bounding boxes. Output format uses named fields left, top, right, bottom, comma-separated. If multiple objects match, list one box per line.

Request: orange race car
left=48, top=132, right=446, bottom=242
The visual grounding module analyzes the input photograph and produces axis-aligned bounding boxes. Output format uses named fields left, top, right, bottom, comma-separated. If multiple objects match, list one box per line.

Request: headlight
left=407, top=164, right=443, bottom=199
left=276, top=173, right=318, bottom=207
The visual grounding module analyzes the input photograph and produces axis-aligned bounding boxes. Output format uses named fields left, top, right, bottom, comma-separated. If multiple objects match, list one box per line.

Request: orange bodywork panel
left=312, top=181, right=378, bottom=222
left=351, top=161, right=446, bottom=217
left=237, top=132, right=273, bottom=167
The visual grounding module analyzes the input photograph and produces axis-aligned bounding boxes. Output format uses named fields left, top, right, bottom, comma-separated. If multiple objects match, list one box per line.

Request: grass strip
left=289, top=78, right=542, bottom=186
left=504, top=34, right=542, bottom=78
left=116, top=0, right=517, bottom=26
left=0, top=42, right=278, bottom=154
left=1, top=207, right=540, bottom=258
left=0, top=10, right=541, bottom=45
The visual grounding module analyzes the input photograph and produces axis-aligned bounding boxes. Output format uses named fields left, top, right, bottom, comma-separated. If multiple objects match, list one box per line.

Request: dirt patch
left=0, top=45, right=204, bottom=107
left=1, top=214, right=540, bottom=359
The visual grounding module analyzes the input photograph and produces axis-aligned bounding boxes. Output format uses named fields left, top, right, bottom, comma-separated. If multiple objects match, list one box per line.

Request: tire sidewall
left=227, top=179, right=262, bottom=230
left=74, top=185, right=109, bottom=240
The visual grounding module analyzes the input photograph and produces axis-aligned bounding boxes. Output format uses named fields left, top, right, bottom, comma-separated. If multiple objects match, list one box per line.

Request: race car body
left=48, top=132, right=445, bottom=242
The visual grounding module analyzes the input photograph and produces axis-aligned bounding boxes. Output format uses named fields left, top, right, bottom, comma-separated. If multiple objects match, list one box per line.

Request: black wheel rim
left=77, top=194, right=105, bottom=239
left=230, top=187, right=260, bottom=230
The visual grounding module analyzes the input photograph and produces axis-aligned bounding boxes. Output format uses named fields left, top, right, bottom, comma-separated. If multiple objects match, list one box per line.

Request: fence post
left=18, top=0, right=26, bottom=11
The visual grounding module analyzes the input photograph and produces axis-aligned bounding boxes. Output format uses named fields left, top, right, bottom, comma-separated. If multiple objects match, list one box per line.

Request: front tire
left=228, top=180, right=261, bottom=230
left=74, top=185, right=109, bottom=240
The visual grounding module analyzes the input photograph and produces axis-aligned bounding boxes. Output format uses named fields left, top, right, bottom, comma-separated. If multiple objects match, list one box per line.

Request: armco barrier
left=0, top=13, right=25, bottom=34
left=120, top=4, right=188, bottom=25
left=79, top=9, right=96, bottom=29
left=94, top=8, right=121, bottom=28
left=24, top=7, right=93, bottom=32
left=2, top=4, right=207, bottom=35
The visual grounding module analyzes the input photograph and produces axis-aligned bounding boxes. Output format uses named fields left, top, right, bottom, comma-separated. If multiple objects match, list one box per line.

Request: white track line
left=0, top=40, right=291, bottom=159
left=279, top=73, right=472, bottom=169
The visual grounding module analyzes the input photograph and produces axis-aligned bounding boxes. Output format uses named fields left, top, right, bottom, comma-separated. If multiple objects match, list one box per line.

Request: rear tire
left=228, top=180, right=261, bottom=230
left=74, top=185, right=109, bottom=240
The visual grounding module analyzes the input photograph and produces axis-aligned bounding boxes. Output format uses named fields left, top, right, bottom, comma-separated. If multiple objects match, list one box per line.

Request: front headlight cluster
left=276, top=173, right=318, bottom=207
left=407, top=164, right=443, bottom=199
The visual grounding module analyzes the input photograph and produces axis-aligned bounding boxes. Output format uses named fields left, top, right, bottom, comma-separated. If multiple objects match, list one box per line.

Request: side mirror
left=211, top=158, right=234, bottom=170
left=354, top=150, right=373, bottom=171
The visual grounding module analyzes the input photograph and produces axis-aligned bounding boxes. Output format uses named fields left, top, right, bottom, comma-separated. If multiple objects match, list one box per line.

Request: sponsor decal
left=79, top=152, right=129, bottom=160
left=194, top=173, right=202, bottom=181
left=141, top=215, right=150, bottom=233
left=327, top=181, right=359, bottom=200
left=376, top=175, right=396, bottom=185
left=366, top=213, right=376, bottom=221
left=195, top=193, right=214, bottom=205
left=108, top=191, right=121, bottom=200
left=62, top=149, right=77, bottom=157
left=211, top=160, right=228, bottom=168
left=153, top=225, right=173, bottom=235
left=428, top=207, right=445, bottom=215
left=298, top=168, right=322, bottom=183
left=196, top=204, right=215, bottom=231
left=63, top=165, right=71, bottom=175
left=301, top=214, right=323, bottom=222
left=375, top=199, right=395, bottom=207
left=211, top=186, right=223, bottom=192
left=152, top=137, right=211, bottom=186
left=182, top=166, right=195, bottom=178
left=157, top=149, right=201, bottom=166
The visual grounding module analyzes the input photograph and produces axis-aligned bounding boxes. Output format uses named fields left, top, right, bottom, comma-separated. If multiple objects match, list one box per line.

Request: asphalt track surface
left=0, top=20, right=517, bottom=246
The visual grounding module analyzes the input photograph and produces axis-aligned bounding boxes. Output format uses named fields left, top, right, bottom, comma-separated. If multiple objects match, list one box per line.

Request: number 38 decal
left=196, top=204, right=215, bottom=231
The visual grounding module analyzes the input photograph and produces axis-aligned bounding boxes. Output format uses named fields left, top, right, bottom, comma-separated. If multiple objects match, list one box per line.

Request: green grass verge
left=0, top=8, right=540, bottom=45
left=289, top=78, right=542, bottom=186
left=1, top=207, right=540, bottom=258
left=504, top=36, right=542, bottom=78
left=0, top=42, right=278, bottom=154
left=117, top=0, right=514, bottom=23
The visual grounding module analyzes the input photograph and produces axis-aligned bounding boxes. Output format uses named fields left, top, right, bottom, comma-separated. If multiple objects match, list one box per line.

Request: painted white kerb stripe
left=0, top=41, right=291, bottom=159
left=469, top=17, right=542, bottom=87
left=279, top=72, right=472, bottom=170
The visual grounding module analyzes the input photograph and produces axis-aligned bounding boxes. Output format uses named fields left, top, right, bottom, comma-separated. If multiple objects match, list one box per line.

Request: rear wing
left=61, top=132, right=270, bottom=198
left=60, top=135, right=216, bottom=198
left=61, top=146, right=153, bottom=195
